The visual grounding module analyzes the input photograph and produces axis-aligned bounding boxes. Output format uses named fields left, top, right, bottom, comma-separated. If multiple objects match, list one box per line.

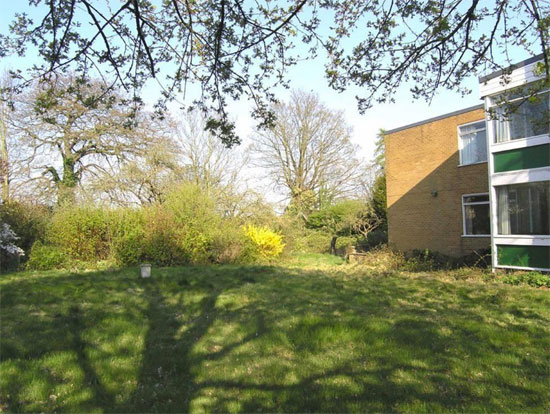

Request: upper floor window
left=493, top=90, right=549, bottom=143
left=459, top=121, right=487, bottom=165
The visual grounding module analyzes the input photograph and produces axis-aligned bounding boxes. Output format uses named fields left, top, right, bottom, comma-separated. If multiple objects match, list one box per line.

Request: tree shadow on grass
left=1, top=265, right=549, bottom=412
left=118, top=280, right=222, bottom=412
left=118, top=270, right=274, bottom=412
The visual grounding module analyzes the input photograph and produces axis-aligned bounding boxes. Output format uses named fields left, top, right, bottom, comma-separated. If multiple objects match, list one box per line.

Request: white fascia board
left=490, top=135, right=550, bottom=153
left=479, top=60, right=544, bottom=98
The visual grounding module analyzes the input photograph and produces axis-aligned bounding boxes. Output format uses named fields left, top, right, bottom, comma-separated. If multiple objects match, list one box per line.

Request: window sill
left=494, top=234, right=550, bottom=239
left=458, top=161, right=488, bottom=167
left=461, top=234, right=491, bottom=238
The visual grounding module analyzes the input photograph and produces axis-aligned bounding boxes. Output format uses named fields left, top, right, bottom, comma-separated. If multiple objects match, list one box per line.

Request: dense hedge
left=4, top=185, right=391, bottom=272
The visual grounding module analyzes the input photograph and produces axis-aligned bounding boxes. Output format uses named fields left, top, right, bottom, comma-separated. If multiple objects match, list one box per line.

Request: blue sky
left=0, top=1, right=533, bottom=166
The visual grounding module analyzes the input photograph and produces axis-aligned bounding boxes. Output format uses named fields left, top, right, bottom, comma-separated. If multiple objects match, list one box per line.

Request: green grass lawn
left=1, top=257, right=549, bottom=413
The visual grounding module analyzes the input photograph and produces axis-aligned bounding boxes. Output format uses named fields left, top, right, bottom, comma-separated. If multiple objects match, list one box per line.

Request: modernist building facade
left=386, top=55, right=549, bottom=271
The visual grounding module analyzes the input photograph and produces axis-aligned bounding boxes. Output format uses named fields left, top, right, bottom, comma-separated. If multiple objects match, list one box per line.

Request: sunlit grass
left=1, top=258, right=549, bottom=413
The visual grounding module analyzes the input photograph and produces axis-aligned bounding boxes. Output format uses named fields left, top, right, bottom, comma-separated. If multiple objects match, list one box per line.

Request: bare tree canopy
left=176, top=111, right=244, bottom=193
left=93, top=110, right=252, bottom=209
left=250, top=90, right=371, bottom=212
left=1, top=1, right=548, bottom=144
left=6, top=75, right=155, bottom=204
left=175, top=111, right=263, bottom=218
left=92, top=135, right=181, bottom=206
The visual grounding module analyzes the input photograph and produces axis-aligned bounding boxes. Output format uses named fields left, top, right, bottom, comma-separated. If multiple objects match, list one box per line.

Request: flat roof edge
left=478, top=54, right=545, bottom=83
left=385, top=104, right=484, bottom=135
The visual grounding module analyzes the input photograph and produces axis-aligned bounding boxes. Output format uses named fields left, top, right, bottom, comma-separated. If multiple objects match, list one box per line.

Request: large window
left=493, top=91, right=549, bottom=143
left=459, top=121, right=487, bottom=165
left=497, top=181, right=550, bottom=235
left=462, top=193, right=490, bottom=236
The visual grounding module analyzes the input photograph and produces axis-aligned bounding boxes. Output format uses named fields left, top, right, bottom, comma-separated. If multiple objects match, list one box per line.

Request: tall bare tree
left=0, top=88, right=9, bottom=203
left=91, top=110, right=250, bottom=208
left=176, top=110, right=257, bottom=216
left=7, top=74, right=152, bottom=204
left=176, top=111, right=244, bottom=193
left=250, top=90, right=371, bottom=214
left=0, top=72, right=27, bottom=203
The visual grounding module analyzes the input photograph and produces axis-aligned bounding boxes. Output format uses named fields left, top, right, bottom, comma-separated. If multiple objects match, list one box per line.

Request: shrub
left=111, top=209, right=146, bottom=266
left=141, top=206, right=183, bottom=266
left=47, top=206, right=113, bottom=261
left=243, top=224, right=285, bottom=261
left=163, top=184, right=220, bottom=264
left=180, top=230, right=212, bottom=264
left=0, top=223, right=25, bottom=257
left=0, top=201, right=50, bottom=259
left=282, top=226, right=333, bottom=254
left=0, top=223, right=25, bottom=272
left=458, top=248, right=491, bottom=268
left=211, top=222, right=247, bottom=264
left=26, top=242, right=66, bottom=270
left=401, top=249, right=449, bottom=271
left=500, top=272, right=550, bottom=288
left=357, top=229, right=388, bottom=251
left=347, top=245, right=406, bottom=270
left=301, top=231, right=333, bottom=254
left=335, top=236, right=358, bottom=254
left=400, top=248, right=491, bottom=272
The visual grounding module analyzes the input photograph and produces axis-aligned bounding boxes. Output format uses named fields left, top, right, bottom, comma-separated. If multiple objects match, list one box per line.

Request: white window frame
left=488, top=89, right=550, bottom=144
left=495, top=181, right=550, bottom=237
left=457, top=120, right=487, bottom=166
left=462, top=193, right=491, bottom=237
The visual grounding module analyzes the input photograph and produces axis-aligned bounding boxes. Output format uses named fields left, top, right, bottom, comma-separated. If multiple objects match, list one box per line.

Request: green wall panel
left=497, top=245, right=550, bottom=269
left=493, top=144, right=550, bottom=173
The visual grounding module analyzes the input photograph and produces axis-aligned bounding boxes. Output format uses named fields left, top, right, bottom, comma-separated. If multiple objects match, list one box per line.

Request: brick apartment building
left=386, top=105, right=490, bottom=258
left=385, top=55, right=549, bottom=271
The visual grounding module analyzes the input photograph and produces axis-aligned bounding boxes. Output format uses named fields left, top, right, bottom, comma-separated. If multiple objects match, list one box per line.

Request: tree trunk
left=330, top=236, right=337, bottom=255
left=57, top=156, right=78, bottom=205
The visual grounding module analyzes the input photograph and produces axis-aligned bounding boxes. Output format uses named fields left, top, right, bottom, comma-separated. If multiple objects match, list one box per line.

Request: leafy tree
left=325, top=1, right=549, bottom=112
left=307, top=199, right=380, bottom=255
left=250, top=90, right=370, bottom=216
left=371, top=174, right=387, bottom=233
left=2, top=1, right=547, bottom=144
left=6, top=75, right=154, bottom=204
left=373, top=129, right=386, bottom=172
left=1, top=0, right=313, bottom=146
left=371, top=129, right=387, bottom=232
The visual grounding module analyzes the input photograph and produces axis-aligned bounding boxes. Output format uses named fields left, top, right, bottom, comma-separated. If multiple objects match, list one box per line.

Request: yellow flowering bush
left=243, top=224, right=285, bottom=260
